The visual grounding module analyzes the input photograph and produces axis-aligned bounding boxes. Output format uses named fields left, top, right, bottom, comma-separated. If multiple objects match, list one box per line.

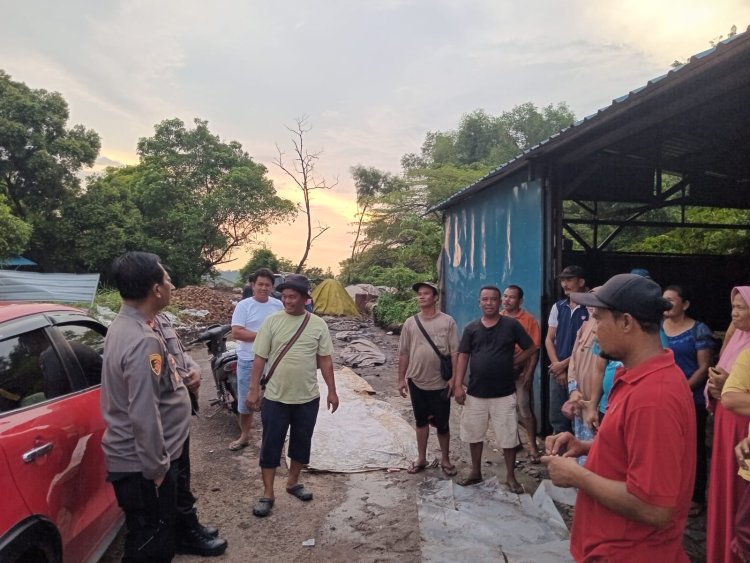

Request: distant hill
left=216, top=270, right=240, bottom=285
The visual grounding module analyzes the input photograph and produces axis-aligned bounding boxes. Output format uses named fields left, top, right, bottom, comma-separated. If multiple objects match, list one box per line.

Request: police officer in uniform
left=101, top=252, right=227, bottom=562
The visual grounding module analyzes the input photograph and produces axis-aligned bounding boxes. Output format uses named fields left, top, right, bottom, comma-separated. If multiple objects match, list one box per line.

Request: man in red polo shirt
left=541, top=273, right=695, bottom=562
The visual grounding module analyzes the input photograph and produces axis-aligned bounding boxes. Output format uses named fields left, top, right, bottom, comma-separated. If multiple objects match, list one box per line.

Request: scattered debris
left=302, top=538, right=315, bottom=547
left=335, top=330, right=363, bottom=341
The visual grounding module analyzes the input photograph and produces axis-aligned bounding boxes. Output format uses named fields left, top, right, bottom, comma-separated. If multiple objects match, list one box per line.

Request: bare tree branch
left=272, top=116, right=333, bottom=273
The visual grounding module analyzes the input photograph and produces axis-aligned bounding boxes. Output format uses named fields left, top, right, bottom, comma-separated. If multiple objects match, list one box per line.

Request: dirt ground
left=101, top=313, right=707, bottom=562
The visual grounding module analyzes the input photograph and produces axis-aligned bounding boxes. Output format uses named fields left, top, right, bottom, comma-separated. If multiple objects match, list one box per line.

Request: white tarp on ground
left=418, top=477, right=573, bottom=563
left=0, top=270, right=100, bottom=305
left=298, top=367, right=417, bottom=472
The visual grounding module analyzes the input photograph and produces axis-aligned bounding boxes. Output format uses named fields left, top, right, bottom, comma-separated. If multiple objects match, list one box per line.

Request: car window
left=0, top=329, right=72, bottom=413
left=55, top=324, right=105, bottom=387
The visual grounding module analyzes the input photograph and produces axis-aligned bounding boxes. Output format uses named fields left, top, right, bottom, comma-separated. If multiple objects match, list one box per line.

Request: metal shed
left=432, top=28, right=750, bottom=430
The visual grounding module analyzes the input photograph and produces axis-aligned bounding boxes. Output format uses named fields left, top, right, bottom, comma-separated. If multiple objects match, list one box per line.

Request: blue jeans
left=549, top=378, right=571, bottom=434
left=236, top=358, right=253, bottom=414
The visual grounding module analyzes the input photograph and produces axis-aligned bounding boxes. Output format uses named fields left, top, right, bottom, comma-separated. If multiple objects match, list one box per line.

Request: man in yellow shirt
left=247, top=274, right=339, bottom=518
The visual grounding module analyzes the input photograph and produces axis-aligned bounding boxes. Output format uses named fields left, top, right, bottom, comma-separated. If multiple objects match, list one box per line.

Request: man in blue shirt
left=545, top=266, right=589, bottom=433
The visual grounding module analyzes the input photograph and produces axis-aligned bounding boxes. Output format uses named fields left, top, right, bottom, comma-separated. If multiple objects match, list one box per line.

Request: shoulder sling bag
left=259, top=312, right=311, bottom=389
left=413, top=315, right=452, bottom=381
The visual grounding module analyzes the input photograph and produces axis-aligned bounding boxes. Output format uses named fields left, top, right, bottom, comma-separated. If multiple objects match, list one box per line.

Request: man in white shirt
left=228, top=268, right=283, bottom=451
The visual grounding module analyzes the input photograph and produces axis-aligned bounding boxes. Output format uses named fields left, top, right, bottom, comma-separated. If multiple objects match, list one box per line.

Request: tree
left=55, top=166, right=146, bottom=273
left=348, top=166, right=408, bottom=280
left=343, top=102, right=576, bottom=287
left=274, top=116, right=337, bottom=273
left=130, top=118, right=296, bottom=284
left=238, top=248, right=280, bottom=284
left=0, top=70, right=100, bottom=268
left=0, top=195, right=31, bottom=258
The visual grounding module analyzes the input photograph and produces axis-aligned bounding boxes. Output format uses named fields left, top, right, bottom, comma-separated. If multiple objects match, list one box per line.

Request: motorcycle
left=189, top=324, right=238, bottom=416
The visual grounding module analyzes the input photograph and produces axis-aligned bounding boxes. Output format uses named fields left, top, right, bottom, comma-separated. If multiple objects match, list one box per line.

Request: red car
left=0, top=303, right=122, bottom=563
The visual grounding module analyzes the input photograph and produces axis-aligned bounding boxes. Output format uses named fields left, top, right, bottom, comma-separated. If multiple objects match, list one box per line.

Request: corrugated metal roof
left=0, top=255, right=37, bottom=267
left=0, top=270, right=100, bottom=305
left=432, top=27, right=749, bottom=211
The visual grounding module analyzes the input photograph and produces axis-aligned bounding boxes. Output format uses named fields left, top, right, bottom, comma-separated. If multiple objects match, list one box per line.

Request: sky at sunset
left=4, top=1, right=748, bottom=272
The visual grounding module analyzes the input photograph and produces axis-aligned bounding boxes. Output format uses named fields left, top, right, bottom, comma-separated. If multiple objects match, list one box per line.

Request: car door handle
left=22, top=442, right=54, bottom=463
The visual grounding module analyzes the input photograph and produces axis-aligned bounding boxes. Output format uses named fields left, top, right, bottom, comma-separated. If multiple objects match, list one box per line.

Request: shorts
left=236, top=358, right=253, bottom=414
left=259, top=397, right=320, bottom=468
left=460, top=393, right=520, bottom=449
left=408, top=379, right=450, bottom=435
left=515, top=377, right=534, bottom=419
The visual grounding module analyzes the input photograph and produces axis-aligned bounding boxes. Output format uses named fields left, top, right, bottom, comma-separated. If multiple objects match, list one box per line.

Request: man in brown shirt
left=398, top=282, right=460, bottom=476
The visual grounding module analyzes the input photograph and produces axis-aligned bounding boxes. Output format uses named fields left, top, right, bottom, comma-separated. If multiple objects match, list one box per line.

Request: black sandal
left=252, top=497, right=274, bottom=517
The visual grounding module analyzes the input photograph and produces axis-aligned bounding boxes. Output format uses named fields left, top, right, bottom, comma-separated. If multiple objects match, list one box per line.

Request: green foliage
left=619, top=207, right=750, bottom=255
left=563, top=193, right=750, bottom=256
left=128, top=118, right=296, bottom=284
left=401, top=103, right=575, bottom=171
left=53, top=166, right=146, bottom=272
left=0, top=195, right=31, bottom=257
left=365, top=265, right=422, bottom=292
left=55, top=118, right=297, bottom=285
left=238, top=248, right=280, bottom=284
left=238, top=247, right=328, bottom=285
left=93, top=287, right=122, bottom=313
left=0, top=70, right=101, bottom=269
left=346, top=102, right=576, bottom=286
left=373, top=292, right=419, bottom=328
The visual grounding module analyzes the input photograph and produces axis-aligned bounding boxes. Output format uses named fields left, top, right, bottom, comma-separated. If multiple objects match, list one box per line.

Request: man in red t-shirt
left=541, top=274, right=695, bottom=562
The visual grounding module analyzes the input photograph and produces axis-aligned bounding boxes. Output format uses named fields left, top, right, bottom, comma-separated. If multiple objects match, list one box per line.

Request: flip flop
left=252, top=497, right=274, bottom=517
left=527, top=451, right=541, bottom=464
left=407, top=461, right=428, bottom=474
left=441, top=463, right=458, bottom=476
left=507, top=481, right=524, bottom=494
left=228, top=440, right=250, bottom=451
left=286, top=484, right=313, bottom=501
left=457, top=475, right=483, bottom=487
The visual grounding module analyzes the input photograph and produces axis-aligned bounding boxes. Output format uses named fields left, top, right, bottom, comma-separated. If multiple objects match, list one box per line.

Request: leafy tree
left=238, top=247, right=328, bottom=286
left=238, top=248, right=280, bottom=284
left=343, top=101, right=575, bottom=311
left=125, top=118, right=295, bottom=285
left=348, top=166, right=406, bottom=278
left=55, top=166, right=146, bottom=272
left=0, top=70, right=100, bottom=268
left=0, top=195, right=31, bottom=258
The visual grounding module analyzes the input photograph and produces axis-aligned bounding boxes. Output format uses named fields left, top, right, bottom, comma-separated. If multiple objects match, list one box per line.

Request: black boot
left=196, top=522, right=219, bottom=538
left=176, top=526, right=228, bottom=556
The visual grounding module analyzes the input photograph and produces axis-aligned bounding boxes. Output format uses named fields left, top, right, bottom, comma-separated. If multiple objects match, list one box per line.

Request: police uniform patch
left=149, top=353, right=163, bottom=376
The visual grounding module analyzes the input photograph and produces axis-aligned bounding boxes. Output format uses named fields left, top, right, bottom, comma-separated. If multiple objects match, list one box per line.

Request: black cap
left=276, top=274, right=311, bottom=297
left=558, top=265, right=585, bottom=279
left=572, top=273, right=672, bottom=324
left=412, top=282, right=438, bottom=295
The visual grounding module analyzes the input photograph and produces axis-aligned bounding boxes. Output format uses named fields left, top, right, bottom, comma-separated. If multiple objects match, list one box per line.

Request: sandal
left=527, top=451, right=541, bottom=464
left=441, top=463, right=458, bottom=477
left=457, top=475, right=483, bottom=487
left=252, top=497, right=274, bottom=517
left=286, top=484, right=313, bottom=501
left=228, top=440, right=250, bottom=451
left=507, top=481, right=524, bottom=494
left=407, top=459, right=437, bottom=474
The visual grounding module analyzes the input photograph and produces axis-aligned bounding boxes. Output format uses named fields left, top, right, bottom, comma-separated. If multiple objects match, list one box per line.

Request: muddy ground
left=101, top=314, right=706, bottom=562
